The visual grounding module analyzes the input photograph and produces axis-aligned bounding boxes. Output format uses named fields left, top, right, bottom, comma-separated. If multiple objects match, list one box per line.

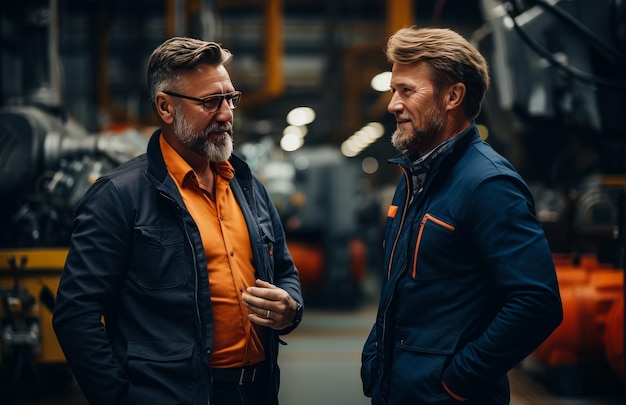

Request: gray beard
left=174, top=112, right=233, bottom=161
left=391, top=105, right=445, bottom=152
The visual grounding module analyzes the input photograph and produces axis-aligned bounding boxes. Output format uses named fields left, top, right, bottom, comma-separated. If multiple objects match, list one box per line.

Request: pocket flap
left=127, top=341, right=194, bottom=362
left=134, top=226, right=184, bottom=247
left=395, top=327, right=459, bottom=355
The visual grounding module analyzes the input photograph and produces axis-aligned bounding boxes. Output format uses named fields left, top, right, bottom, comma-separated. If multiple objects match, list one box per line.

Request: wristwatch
left=291, top=301, right=304, bottom=328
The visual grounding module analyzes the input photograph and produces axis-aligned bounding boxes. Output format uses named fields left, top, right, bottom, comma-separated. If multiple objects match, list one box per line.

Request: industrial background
left=0, top=0, right=624, bottom=404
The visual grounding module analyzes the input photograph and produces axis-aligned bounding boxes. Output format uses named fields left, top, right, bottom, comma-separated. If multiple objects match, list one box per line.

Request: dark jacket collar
left=388, top=121, right=480, bottom=168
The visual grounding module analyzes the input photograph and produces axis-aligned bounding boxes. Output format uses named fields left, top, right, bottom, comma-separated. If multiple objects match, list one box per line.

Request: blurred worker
left=361, top=26, right=562, bottom=404
left=53, top=37, right=303, bottom=405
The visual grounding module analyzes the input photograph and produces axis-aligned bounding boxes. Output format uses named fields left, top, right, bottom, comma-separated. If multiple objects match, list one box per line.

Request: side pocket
left=388, top=328, right=460, bottom=403
left=126, top=341, right=195, bottom=403
left=360, top=352, right=378, bottom=397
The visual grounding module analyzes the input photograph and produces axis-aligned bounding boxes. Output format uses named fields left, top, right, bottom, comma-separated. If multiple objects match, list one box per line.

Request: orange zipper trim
left=412, top=214, right=455, bottom=278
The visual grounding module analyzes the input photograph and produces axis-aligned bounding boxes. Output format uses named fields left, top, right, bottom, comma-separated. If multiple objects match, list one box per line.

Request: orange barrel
left=286, top=241, right=324, bottom=290
left=532, top=254, right=624, bottom=378
left=348, top=238, right=367, bottom=283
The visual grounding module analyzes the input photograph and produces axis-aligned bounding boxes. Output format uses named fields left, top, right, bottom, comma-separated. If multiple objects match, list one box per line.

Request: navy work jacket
left=53, top=129, right=303, bottom=405
left=361, top=123, right=562, bottom=404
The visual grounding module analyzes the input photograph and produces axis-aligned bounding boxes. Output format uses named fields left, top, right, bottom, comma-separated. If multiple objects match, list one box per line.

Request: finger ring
left=266, top=309, right=271, bottom=319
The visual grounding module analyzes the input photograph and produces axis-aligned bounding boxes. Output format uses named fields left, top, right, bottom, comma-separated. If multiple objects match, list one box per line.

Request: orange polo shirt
left=160, top=135, right=265, bottom=368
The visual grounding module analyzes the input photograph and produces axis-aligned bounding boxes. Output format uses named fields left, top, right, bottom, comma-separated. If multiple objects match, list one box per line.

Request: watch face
left=295, top=302, right=303, bottom=323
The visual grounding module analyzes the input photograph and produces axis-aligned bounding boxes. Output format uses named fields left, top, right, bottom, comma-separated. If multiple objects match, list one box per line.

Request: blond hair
left=386, top=26, right=490, bottom=118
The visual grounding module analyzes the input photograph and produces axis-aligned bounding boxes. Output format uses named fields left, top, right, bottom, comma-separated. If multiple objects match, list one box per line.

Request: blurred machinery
left=246, top=145, right=369, bottom=307
left=0, top=1, right=147, bottom=401
left=0, top=107, right=148, bottom=403
left=478, top=0, right=625, bottom=393
left=1, top=0, right=624, bottom=402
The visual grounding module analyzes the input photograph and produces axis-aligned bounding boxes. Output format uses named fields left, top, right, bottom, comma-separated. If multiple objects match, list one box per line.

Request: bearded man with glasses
left=53, top=37, right=304, bottom=405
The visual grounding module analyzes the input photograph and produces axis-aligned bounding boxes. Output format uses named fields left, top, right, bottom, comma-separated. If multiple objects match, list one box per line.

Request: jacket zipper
left=411, top=213, right=455, bottom=278
left=380, top=165, right=411, bottom=372
left=386, top=165, right=411, bottom=281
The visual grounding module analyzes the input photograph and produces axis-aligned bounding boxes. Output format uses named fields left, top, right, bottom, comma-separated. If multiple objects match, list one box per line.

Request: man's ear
left=445, top=82, right=466, bottom=111
left=155, top=93, right=175, bottom=124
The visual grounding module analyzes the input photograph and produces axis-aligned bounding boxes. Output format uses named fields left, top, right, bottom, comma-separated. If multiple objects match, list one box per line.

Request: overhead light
left=286, top=107, right=316, bottom=126
left=340, top=141, right=359, bottom=158
left=371, top=71, right=392, bottom=92
left=283, top=125, right=308, bottom=137
left=341, top=122, right=386, bottom=157
left=361, top=156, right=379, bottom=174
left=280, top=133, right=304, bottom=152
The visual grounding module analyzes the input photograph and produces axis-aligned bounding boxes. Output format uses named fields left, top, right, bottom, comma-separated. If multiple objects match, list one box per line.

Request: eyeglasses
left=163, top=90, right=242, bottom=113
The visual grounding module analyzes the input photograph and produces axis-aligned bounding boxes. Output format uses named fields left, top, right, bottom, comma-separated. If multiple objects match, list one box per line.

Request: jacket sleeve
left=255, top=177, right=304, bottom=334
left=52, top=177, right=130, bottom=405
left=441, top=176, right=563, bottom=398
left=360, top=325, right=377, bottom=397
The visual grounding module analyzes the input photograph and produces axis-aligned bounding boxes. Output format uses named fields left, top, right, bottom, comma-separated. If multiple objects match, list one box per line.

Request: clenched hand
left=242, top=279, right=297, bottom=330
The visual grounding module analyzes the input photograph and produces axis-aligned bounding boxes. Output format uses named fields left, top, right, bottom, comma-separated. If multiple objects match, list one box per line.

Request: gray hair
left=147, top=37, right=233, bottom=113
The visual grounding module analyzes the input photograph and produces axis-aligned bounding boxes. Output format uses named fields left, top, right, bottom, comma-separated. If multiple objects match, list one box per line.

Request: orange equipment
left=0, top=248, right=67, bottom=365
left=287, top=238, right=366, bottom=299
left=532, top=254, right=624, bottom=379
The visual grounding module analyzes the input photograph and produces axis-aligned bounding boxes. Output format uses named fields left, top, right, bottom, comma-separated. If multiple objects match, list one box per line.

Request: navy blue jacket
left=53, top=129, right=303, bottom=405
left=361, top=123, right=562, bottom=404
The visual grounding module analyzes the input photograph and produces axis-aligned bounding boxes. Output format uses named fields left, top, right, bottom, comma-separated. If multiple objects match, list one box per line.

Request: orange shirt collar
left=159, top=134, right=235, bottom=186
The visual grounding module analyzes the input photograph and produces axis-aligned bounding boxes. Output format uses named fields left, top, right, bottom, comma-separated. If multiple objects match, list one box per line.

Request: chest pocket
left=131, top=226, right=186, bottom=289
left=412, top=213, right=456, bottom=279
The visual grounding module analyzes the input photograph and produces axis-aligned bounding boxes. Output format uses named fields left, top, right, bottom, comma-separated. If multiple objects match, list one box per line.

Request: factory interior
left=0, top=0, right=624, bottom=404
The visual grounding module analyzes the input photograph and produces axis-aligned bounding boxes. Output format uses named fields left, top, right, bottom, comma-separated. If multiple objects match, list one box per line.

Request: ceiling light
left=371, top=71, right=392, bottom=92
left=280, top=133, right=304, bottom=152
left=283, top=125, right=308, bottom=137
left=361, top=157, right=379, bottom=174
left=286, top=107, right=316, bottom=126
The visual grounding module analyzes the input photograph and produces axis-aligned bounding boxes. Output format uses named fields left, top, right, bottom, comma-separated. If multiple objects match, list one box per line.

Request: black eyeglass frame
left=163, top=90, right=242, bottom=113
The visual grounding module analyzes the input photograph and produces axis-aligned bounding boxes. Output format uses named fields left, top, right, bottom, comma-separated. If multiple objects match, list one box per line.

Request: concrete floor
left=279, top=305, right=373, bottom=405
left=4, top=302, right=623, bottom=405
left=279, top=303, right=624, bottom=405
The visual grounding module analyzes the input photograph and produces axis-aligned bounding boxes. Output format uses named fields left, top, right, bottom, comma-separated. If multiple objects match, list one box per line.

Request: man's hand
left=242, top=279, right=297, bottom=330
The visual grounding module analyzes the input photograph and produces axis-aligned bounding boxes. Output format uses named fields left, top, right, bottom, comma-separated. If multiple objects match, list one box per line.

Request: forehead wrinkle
left=390, top=78, right=415, bottom=89
left=179, top=64, right=234, bottom=96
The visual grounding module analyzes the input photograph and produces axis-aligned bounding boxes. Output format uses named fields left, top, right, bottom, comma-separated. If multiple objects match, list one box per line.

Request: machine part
left=568, top=175, right=626, bottom=264
left=45, top=157, right=111, bottom=212
left=603, top=294, right=624, bottom=379
left=532, top=254, right=624, bottom=378
left=0, top=106, right=148, bottom=248
left=0, top=248, right=66, bottom=364
left=0, top=107, right=70, bottom=193
left=1, top=254, right=41, bottom=357
left=482, top=0, right=626, bottom=132
left=1, top=322, right=40, bottom=356
left=0, top=106, right=148, bottom=196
